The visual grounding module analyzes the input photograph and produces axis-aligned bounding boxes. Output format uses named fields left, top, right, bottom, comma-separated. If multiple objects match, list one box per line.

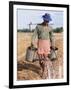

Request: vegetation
left=53, top=27, right=63, bottom=33
left=17, top=29, right=34, bottom=32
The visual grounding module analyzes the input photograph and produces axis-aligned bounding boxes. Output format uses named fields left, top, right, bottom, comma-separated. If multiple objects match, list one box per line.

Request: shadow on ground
left=17, top=61, right=41, bottom=75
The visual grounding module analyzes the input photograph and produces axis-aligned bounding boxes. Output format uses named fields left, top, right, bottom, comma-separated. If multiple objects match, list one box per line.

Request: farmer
left=31, top=13, right=55, bottom=79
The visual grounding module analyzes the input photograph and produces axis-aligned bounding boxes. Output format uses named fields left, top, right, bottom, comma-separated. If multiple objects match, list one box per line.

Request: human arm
left=31, top=26, right=38, bottom=47
left=49, top=30, right=55, bottom=49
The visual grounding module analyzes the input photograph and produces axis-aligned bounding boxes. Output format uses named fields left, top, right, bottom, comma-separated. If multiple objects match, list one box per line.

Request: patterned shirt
left=32, top=24, right=55, bottom=47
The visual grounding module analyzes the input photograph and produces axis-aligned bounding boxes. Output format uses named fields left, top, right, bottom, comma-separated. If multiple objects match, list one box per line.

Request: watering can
left=48, top=47, right=58, bottom=61
left=26, top=44, right=37, bottom=62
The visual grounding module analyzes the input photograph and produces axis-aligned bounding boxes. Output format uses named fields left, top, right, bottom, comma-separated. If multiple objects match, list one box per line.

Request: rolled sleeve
left=49, top=31, right=55, bottom=48
left=31, top=26, right=38, bottom=45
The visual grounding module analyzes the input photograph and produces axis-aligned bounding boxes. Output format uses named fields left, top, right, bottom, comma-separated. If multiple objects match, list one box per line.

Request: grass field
left=17, top=32, right=63, bottom=80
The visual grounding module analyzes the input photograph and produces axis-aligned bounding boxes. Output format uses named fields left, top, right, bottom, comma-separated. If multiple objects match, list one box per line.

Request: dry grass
left=17, top=32, right=63, bottom=80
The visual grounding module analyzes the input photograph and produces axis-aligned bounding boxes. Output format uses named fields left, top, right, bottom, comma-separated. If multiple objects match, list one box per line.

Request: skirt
left=37, top=39, right=51, bottom=55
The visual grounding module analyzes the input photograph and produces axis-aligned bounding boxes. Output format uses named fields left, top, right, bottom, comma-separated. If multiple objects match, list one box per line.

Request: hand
left=31, top=43, right=34, bottom=47
left=50, top=46, right=58, bottom=50
left=50, top=46, right=55, bottom=50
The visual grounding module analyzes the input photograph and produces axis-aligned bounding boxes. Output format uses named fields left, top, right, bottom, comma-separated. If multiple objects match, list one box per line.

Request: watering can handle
left=50, top=46, right=58, bottom=50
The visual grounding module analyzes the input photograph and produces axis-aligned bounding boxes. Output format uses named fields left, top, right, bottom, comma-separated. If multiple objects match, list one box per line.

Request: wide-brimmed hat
left=42, top=13, right=52, bottom=22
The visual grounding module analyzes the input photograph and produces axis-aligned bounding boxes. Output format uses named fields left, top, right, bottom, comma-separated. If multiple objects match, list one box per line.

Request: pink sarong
left=37, top=39, right=51, bottom=55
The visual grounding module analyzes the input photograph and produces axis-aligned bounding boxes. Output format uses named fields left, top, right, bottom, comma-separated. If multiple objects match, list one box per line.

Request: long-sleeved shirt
left=31, top=24, right=55, bottom=47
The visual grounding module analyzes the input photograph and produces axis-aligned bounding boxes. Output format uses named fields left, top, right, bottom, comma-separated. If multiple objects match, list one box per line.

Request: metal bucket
left=49, top=47, right=58, bottom=61
left=26, top=46, right=37, bottom=62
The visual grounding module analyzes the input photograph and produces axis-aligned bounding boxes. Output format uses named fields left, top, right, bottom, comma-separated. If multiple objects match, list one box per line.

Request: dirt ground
left=17, top=32, right=63, bottom=80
